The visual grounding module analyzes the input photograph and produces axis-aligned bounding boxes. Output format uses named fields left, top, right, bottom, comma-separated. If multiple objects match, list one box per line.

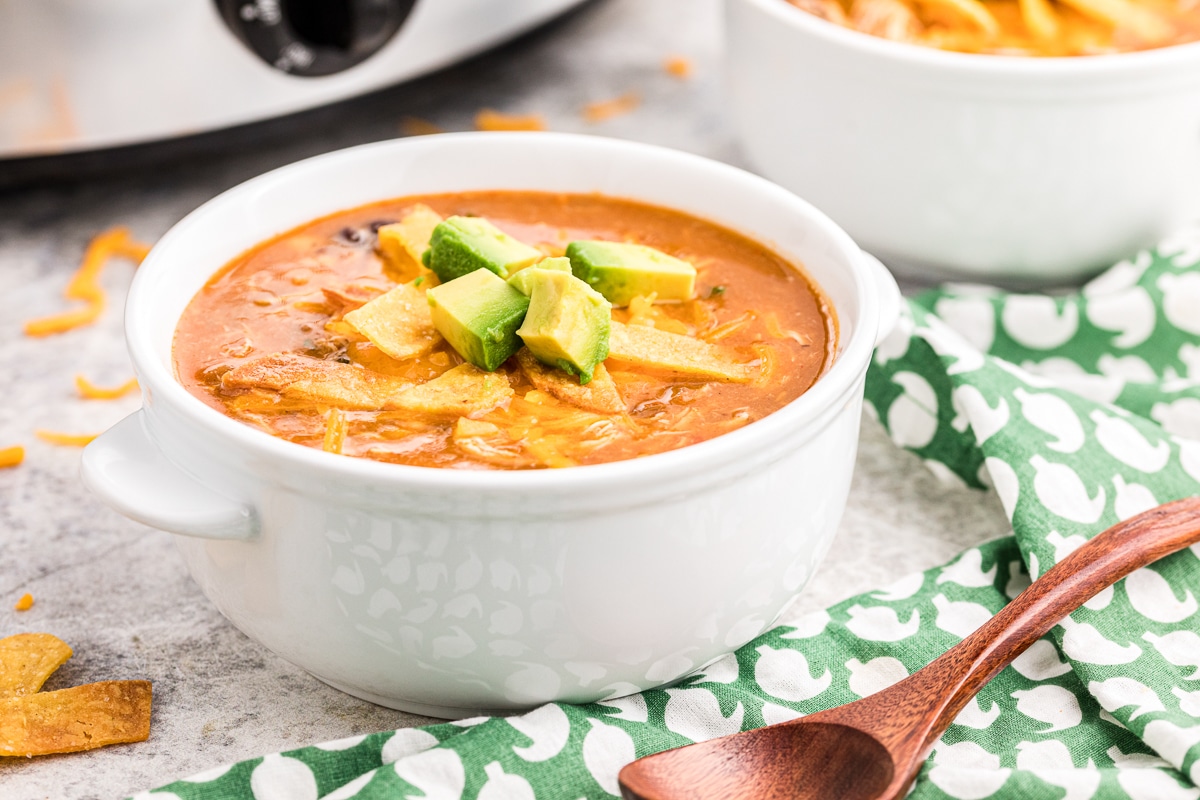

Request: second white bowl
left=726, top=0, right=1200, bottom=284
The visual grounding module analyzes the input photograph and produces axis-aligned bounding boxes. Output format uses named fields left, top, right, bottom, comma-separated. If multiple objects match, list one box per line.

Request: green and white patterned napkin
left=136, top=231, right=1200, bottom=800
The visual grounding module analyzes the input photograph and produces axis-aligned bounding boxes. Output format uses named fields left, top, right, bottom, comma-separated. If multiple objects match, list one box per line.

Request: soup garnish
left=784, top=0, right=1200, bottom=55
left=173, top=192, right=834, bottom=470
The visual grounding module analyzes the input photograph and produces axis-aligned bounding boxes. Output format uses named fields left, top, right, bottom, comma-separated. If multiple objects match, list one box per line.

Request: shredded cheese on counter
left=475, top=109, right=546, bottom=132
left=582, top=92, right=641, bottom=123
left=35, top=430, right=99, bottom=447
left=75, top=375, right=139, bottom=400
left=24, top=227, right=151, bottom=337
left=0, top=445, right=24, bottom=469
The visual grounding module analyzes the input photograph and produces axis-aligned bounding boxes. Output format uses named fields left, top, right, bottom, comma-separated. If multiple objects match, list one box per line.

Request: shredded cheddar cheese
left=474, top=109, right=546, bottom=132
left=751, top=343, right=778, bottom=388
left=24, top=227, right=151, bottom=337
left=0, top=445, right=25, bottom=469
left=400, top=117, right=444, bottom=136
left=703, top=311, right=757, bottom=342
left=75, top=375, right=139, bottom=400
left=13, top=593, right=34, bottom=612
left=582, top=92, right=641, bottom=123
left=664, top=56, right=693, bottom=78
left=35, top=430, right=99, bottom=447
left=323, top=409, right=348, bottom=454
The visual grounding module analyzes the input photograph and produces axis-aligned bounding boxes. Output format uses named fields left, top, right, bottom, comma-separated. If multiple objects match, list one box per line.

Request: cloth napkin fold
left=136, top=230, right=1200, bottom=800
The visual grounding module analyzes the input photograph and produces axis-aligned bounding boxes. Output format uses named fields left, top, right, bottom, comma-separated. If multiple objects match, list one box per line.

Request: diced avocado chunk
left=423, top=216, right=542, bottom=283
left=426, top=269, right=530, bottom=371
left=566, top=240, right=697, bottom=307
left=507, top=256, right=572, bottom=296
left=516, top=270, right=611, bottom=385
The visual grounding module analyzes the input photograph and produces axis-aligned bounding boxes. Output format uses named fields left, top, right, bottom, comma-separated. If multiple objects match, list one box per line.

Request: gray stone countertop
left=0, top=0, right=1012, bottom=797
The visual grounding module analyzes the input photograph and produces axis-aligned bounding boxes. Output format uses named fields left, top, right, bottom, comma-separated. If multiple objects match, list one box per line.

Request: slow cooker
left=0, top=0, right=588, bottom=158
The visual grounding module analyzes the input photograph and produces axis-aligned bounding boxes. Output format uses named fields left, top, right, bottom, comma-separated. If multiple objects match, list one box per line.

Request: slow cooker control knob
left=215, top=0, right=417, bottom=77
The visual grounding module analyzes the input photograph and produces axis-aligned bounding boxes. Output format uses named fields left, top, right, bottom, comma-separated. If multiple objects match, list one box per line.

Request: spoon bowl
left=621, top=722, right=895, bottom=800
left=620, top=497, right=1200, bottom=800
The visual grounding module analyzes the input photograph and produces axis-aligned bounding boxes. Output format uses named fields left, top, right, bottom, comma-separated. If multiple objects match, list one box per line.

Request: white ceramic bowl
left=82, top=133, right=899, bottom=718
left=726, top=0, right=1200, bottom=284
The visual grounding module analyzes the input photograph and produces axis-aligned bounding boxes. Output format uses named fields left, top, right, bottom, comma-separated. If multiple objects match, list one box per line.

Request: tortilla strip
left=517, top=349, right=625, bottom=414
left=393, top=364, right=514, bottom=416
left=221, top=353, right=412, bottom=411
left=0, top=681, right=152, bottom=756
left=343, top=282, right=441, bottom=360
left=377, top=204, right=443, bottom=278
left=607, top=321, right=757, bottom=383
left=0, top=634, right=73, bottom=697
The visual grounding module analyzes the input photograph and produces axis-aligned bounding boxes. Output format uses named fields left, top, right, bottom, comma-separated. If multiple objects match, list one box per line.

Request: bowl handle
left=860, top=250, right=903, bottom=348
left=81, top=411, right=258, bottom=541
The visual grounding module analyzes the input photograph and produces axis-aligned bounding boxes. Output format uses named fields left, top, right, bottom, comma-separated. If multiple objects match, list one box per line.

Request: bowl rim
left=126, top=132, right=879, bottom=493
left=735, top=0, right=1200, bottom=76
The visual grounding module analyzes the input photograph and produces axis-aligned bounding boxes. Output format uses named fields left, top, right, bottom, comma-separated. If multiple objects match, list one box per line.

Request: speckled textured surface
left=0, top=1, right=1010, bottom=797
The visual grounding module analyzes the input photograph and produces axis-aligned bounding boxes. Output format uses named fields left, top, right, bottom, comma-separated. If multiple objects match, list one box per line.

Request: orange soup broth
left=174, top=192, right=836, bottom=470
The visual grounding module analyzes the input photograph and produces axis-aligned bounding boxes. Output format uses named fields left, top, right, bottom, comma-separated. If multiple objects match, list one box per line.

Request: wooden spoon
left=620, top=497, right=1200, bottom=800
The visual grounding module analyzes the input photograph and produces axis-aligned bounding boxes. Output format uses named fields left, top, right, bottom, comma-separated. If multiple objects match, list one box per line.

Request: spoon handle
left=888, top=497, right=1200, bottom=762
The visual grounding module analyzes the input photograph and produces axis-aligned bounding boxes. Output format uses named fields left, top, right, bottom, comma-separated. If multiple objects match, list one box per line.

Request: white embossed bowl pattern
left=82, top=133, right=899, bottom=717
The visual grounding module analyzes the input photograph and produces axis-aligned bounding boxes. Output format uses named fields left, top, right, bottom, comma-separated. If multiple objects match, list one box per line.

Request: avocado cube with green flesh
left=566, top=240, right=696, bottom=307
left=427, top=269, right=530, bottom=371
left=423, top=216, right=543, bottom=283
left=507, top=256, right=572, bottom=296
left=516, top=270, right=611, bottom=385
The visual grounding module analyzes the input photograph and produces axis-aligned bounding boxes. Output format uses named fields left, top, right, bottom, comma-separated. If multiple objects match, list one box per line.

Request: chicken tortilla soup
left=173, top=192, right=835, bottom=470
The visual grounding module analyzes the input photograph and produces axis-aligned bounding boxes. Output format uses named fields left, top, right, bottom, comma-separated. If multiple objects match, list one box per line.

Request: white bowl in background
left=726, top=0, right=1200, bottom=284
left=82, top=133, right=899, bottom=718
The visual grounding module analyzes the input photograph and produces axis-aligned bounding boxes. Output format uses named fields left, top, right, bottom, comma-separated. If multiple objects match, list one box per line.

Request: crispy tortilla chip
left=607, top=321, right=756, bottom=383
left=221, top=353, right=412, bottom=411
left=0, top=634, right=73, bottom=697
left=517, top=349, right=625, bottom=414
left=0, top=680, right=152, bottom=756
left=393, top=364, right=513, bottom=416
left=377, top=205, right=443, bottom=278
left=343, top=282, right=441, bottom=360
